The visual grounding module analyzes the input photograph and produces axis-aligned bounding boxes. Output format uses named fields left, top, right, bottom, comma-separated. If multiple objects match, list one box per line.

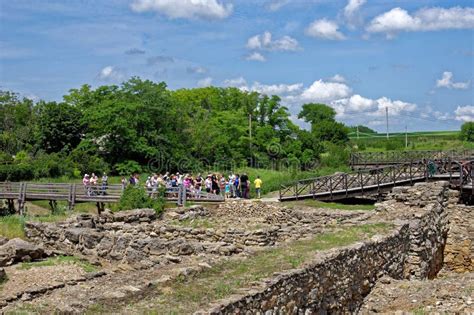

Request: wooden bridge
left=280, top=160, right=474, bottom=202
left=350, top=149, right=474, bottom=169
left=0, top=183, right=224, bottom=215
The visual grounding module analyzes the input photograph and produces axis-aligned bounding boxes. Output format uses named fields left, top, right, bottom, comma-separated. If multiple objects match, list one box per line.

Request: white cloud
left=332, top=94, right=375, bottom=113
left=372, top=97, right=417, bottom=116
left=187, top=66, right=208, bottom=74
left=197, top=77, right=213, bottom=87
left=305, top=19, right=346, bottom=40
left=366, top=6, right=474, bottom=37
left=343, top=0, right=366, bottom=28
left=299, top=79, right=352, bottom=102
left=266, top=0, right=290, bottom=12
left=130, top=0, right=233, bottom=20
left=436, top=71, right=470, bottom=89
left=97, top=66, right=124, bottom=81
left=329, top=74, right=346, bottom=83
left=246, top=52, right=266, bottom=62
left=454, top=105, right=474, bottom=122
left=223, top=77, right=248, bottom=88
left=251, top=82, right=303, bottom=95
left=246, top=31, right=300, bottom=51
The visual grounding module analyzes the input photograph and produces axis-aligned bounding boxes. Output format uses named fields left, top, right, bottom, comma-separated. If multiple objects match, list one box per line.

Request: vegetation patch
left=0, top=214, right=70, bottom=239
left=121, top=223, right=390, bottom=314
left=19, top=255, right=97, bottom=273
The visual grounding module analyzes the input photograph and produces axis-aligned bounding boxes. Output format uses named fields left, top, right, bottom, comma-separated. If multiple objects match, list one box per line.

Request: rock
left=113, top=209, right=156, bottom=223
left=0, top=238, right=44, bottom=266
left=0, top=237, right=8, bottom=246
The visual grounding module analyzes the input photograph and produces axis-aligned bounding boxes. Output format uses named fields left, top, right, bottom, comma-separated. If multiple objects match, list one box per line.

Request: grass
left=122, top=223, right=391, bottom=314
left=284, top=199, right=376, bottom=211
left=351, top=131, right=473, bottom=152
left=0, top=215, right=26, bottom=239
left=20, top=255, right=98, bottom=273
left=0, top=214, right=70, bottom=239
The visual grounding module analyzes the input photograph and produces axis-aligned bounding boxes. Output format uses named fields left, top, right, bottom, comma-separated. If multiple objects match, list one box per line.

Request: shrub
left=116, top=186, right=165, bottom=215
left=460, top=122, right=474, bottom=142
left=115, top=160, right=142, bottom=176
left=0, top=164, right=34, bottom=181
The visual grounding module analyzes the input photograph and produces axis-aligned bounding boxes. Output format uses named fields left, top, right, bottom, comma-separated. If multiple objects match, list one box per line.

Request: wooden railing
left=350, top=149, right=474, bottom=167
left=0, top=182, right=224, bottom=214
left=279, top=161, right=470, bottom=201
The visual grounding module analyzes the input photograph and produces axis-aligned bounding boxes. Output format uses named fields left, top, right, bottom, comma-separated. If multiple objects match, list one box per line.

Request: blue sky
left=0, top=0, right=473, bottom=132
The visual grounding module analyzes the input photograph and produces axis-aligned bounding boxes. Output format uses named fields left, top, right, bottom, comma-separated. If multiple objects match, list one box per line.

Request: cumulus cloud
left=366, top=6, right=474, bottom=37
left=97, top=66, right=124, bottom=81
left=125, top=48, right=145, bottom=55
left=130, top=0, right=233, bottom=20
left=251, top=82, right=303, bottom=95
left=305, top=19, right=346, bottom=40
left=222, top=77, right=302, bottom=96
left=329, top=74, right=346, bottom=83
left=246, top=31, right=301, bottom=51
left=245, top=52, right=266, bottom=62
left=436, top=71, right=470, bottom=89
left=223, top=77, right=248, bottom=88
left=187, top=66, right=208, bottom=74
left=454, top=105, right=474, bottom=122
left=343, top=0, right=366, bottom=28
left=298, top=80, right=352, bottom=102
left=197, top=77, right=213, bottom=87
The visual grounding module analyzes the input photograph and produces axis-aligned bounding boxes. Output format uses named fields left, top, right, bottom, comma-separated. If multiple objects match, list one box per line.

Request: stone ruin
left=0, top=181, right=472, bottom=313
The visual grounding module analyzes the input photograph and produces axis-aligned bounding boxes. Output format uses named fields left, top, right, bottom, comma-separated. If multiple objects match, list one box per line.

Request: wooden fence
left=0, top=183, right=224, bottom=214
left=280, top=160, right=472, bottom=201
left=350, top=149, right=474, bottom=168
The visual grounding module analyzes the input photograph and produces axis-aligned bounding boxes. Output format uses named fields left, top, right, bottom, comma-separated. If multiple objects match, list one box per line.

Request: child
left=225, top=180, right=230, bottom=199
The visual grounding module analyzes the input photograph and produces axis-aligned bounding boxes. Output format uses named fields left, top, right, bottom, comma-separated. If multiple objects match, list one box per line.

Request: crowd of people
left=120, top=172, right=263, bottom=199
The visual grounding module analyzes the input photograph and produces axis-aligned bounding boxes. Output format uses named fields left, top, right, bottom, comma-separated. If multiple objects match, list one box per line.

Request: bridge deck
left=0, top=182, right=224, bottom=214
left=280, top=160, right=473, bottom=202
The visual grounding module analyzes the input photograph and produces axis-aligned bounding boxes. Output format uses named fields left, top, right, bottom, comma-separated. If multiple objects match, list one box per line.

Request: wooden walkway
left=279, top=160, right=474, bottom=202
left=350, top=149, right=474, bottom=169
left=0, top=183, right=224, bottom=214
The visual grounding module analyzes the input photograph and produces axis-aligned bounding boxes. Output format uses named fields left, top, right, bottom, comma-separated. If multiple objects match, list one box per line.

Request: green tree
left=35, top=101, right=84, bottom=153
left=298, top=103, right=336, bottom=126
left=460, top=122, right=474, bottom=142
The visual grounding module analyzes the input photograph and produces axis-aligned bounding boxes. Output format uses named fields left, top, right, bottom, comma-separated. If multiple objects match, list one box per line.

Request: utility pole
left=405, top=125, right=408, bottom=149
left=249, top=113, right=252, bottom=165
left=356, top=125, right=359, bottom=140
left=385, top=107, right=389, bottom=139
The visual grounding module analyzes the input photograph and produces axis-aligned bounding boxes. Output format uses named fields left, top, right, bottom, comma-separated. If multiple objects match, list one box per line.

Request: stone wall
left=199, top=182, right=453, bottom=314
left=24, top=205, right=369, bottom=269
left=444, top=203, right=473, bottom=273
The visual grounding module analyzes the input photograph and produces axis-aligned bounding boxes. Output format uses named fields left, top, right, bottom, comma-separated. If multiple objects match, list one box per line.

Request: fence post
left=329, top=177, right=333, bottom=200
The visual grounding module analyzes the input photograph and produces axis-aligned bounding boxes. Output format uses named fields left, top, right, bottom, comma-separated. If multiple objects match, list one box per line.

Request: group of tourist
left=121, top=172, right=263, bottom=199
left=82, top=173, right=108, bottom=196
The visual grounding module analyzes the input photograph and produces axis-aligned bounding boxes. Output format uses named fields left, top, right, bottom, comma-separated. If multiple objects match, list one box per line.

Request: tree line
left=0, top=77, right=358, bottom=180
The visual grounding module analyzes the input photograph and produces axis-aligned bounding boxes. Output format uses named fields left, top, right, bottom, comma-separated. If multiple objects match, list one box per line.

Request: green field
left=349, top=130, right=473, bottom=152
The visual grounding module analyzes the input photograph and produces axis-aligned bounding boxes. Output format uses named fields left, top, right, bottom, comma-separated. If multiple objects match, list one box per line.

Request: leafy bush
left=115, top=186, right=164, bottom=215
left=0, top=151, right=13, bottom=164
left=320, top=143, right=350, bottom=168
left=460, top=122, right=474, bottom=142
left=0, top=164, right=34, bottom=181
left=115, top=160, right=142, bottom=176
